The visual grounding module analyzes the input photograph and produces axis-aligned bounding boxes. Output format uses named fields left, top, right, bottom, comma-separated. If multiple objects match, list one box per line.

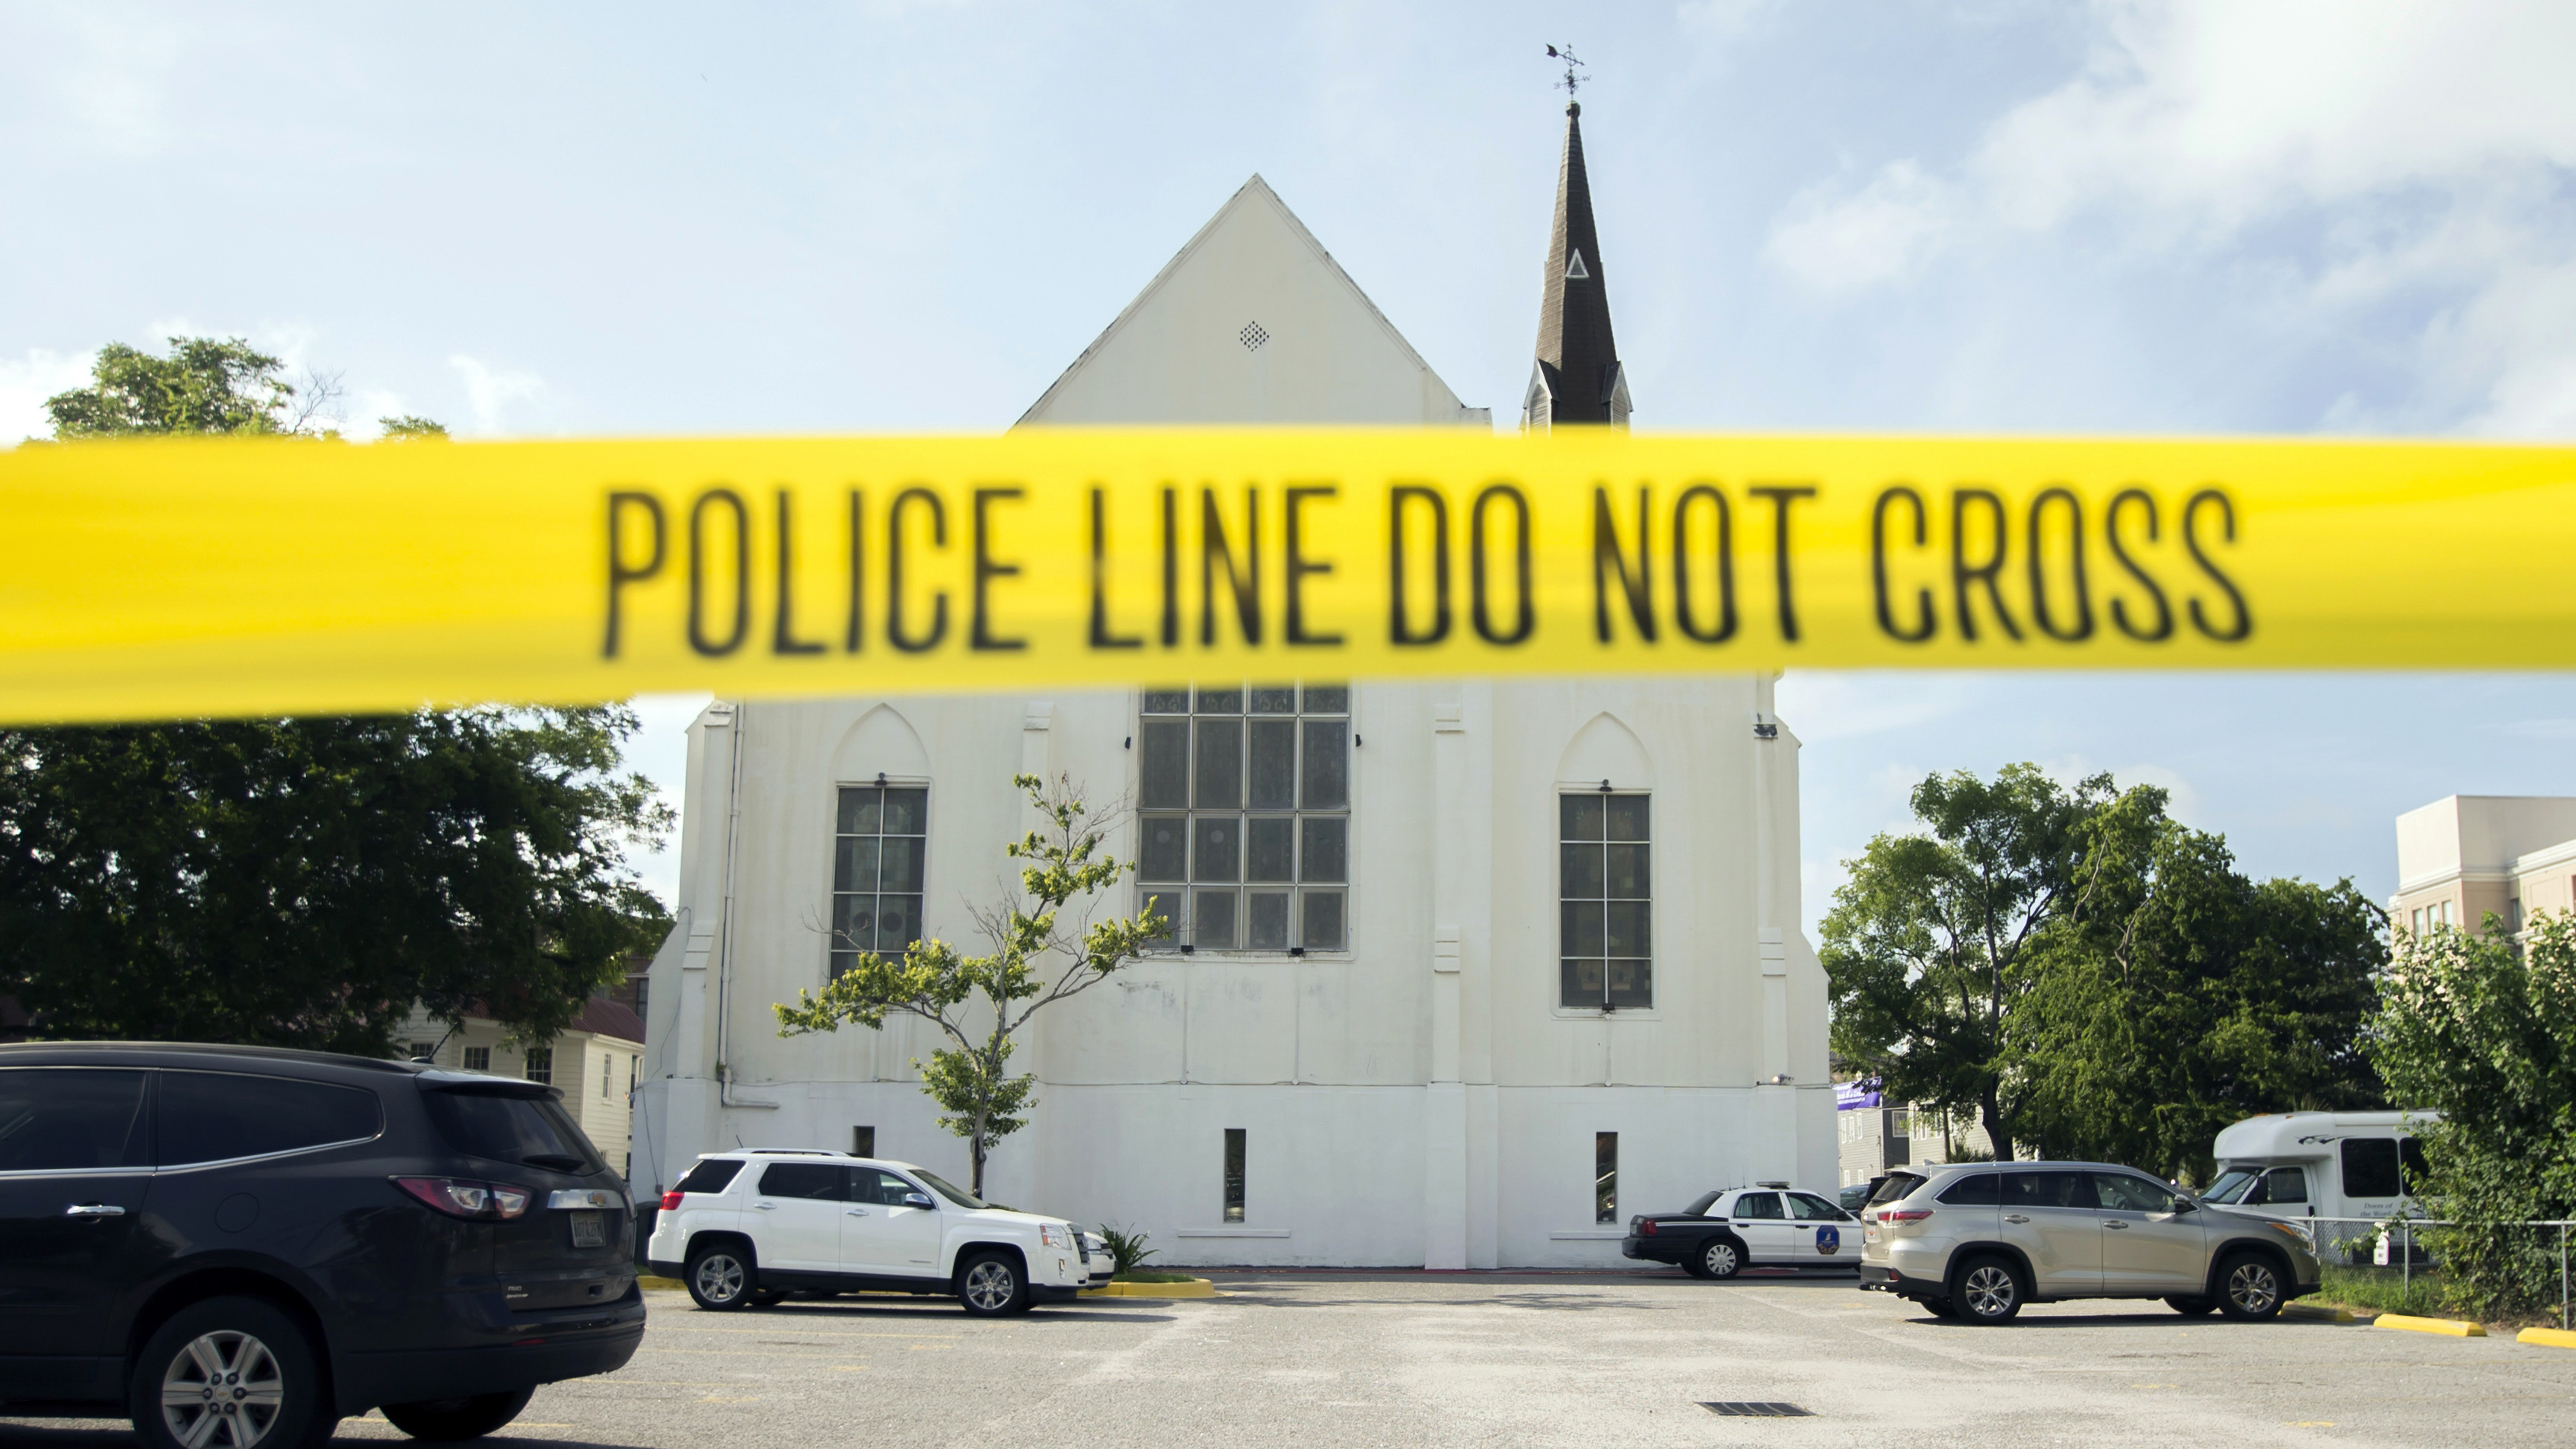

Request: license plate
left=569, top=1210, right=605, bottom=1248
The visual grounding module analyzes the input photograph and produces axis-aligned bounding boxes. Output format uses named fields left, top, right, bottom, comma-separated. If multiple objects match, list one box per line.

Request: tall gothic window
left=1137, top=684, right=1349, bottom=952
left=1561, top=791, right=1651, bottom=1010
left=832, top=785, right=927, bottom=979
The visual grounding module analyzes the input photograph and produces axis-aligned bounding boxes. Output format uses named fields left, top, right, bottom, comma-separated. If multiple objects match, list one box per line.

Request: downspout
left=715, top=699, right=776, bottom=1112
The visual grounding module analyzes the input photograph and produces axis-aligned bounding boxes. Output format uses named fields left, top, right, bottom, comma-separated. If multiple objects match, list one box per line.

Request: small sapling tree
left=774, top=772, right=1165, bottom=1193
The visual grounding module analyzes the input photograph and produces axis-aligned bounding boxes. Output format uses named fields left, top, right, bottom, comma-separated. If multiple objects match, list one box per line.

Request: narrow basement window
left=1224, top=1128, right=1247, bottom=1223
left=1596, top=1132, right=1618, bottom=1224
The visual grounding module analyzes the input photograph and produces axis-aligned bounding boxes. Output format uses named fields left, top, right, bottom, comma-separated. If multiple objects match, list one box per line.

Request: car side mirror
left=2171, top=1198, right=2196, bottom=1214
left=903, top=1193, right=936, bottom=1209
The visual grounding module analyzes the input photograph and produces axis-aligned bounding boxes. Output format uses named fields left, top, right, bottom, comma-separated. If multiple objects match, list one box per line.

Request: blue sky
left=8, top=1, right=2576, bottom=929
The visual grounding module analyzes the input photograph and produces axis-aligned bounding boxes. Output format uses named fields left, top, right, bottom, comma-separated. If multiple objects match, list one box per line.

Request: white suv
left=645, top=1149, right=1093, bottom=1316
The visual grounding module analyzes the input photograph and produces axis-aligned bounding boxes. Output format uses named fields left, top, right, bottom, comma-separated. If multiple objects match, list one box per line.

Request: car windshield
left=2202, top=1168, right=2259, bottom=1204
left=910, top=1168, right=987, bottom=1209
left=1684, top=1191, right=1721, bottom=1215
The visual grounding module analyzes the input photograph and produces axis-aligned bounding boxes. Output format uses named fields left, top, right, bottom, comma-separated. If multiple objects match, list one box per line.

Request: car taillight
left=660, top=1190, right=686, bottom=1212
left=392, top=1176, right=534, bottom=1220
left=1883, top=1209, right=1934, bottom=1224
left=1640, top=1220, right=1657, bottom=1236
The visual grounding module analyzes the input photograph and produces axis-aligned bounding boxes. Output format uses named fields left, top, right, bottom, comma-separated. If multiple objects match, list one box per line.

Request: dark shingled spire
left=1526, top=100, right=1629, bottom=430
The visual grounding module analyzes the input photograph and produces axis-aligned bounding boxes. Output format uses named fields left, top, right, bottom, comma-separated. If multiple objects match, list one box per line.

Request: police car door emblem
left=1816, top=1225, right=1840, bottom=1254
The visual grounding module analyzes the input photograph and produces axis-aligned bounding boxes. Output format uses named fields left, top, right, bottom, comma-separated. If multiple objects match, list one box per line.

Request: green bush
left=1095, top=1224, right=1158, bottom=1275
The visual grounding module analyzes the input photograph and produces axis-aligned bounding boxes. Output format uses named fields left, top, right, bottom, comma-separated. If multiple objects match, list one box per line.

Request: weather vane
left=1546, top=43, right=1585, bottom=98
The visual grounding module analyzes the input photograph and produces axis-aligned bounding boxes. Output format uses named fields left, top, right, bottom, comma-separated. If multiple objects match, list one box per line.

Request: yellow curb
left=1081, top=1279, right=1217, bottom=1298
left=2517, top=1326, right=2576, bottom=1350
left=638, top=1275, right=684, bottom=1291
left=2375, top=1314, right=2485, bottom=1338
left=2283, top=1303, right=2356, bottom=1324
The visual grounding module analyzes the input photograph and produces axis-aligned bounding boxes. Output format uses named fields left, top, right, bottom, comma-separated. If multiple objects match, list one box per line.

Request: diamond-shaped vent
left=1699, top=1403, right=1812, bottom=1418
left=1239, top=321, right=1269, bottom=351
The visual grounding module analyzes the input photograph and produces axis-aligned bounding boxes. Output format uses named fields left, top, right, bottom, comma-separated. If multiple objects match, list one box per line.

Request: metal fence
left=2299, top=1215, right=2574, bottom=1330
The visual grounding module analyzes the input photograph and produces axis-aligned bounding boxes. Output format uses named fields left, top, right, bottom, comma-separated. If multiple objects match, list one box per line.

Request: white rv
left=2207, top=1111, right=2437, bottom=1262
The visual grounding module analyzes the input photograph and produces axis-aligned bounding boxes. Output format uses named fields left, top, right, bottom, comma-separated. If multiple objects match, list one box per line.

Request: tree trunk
left=1981, top=1085, right=2015, bottom=1162
left=970, top=1123, right=988, bottom=1195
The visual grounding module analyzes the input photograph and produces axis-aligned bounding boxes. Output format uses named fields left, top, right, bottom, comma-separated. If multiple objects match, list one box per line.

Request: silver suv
left=1858, top=1161, right=2322, bottom=1324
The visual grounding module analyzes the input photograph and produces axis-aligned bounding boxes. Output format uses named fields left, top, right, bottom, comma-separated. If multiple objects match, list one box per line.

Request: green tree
left=1822, top=764, right=2121, bottom=1160
left=377, top=414, right=450, bottom=441
left=775, top=773, right=1165, bottom=1193
left=43, top=336, right=328, bottom=440
left=0, top=708, right=672, bottom=1054
left=5, top=338, right=669, bottom=1056
left=2009, top=805, right=2383, bottom=1181
left=2370, top=912, right=2576, bottom=1320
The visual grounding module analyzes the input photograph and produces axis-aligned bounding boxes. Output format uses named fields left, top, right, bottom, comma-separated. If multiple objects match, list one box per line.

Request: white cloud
left=1761, top=0, right=2576, bottom=436
left=448, top=355, right=544, bottom=436
left=0, top=347, right=97, bottom=444
left=1764, top=161, right=1959, bottom=294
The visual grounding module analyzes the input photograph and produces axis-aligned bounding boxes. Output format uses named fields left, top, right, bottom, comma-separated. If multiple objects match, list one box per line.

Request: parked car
left=645, top=1149, right=1092, bottom=1316
left=2209, top=1110, right=2439, bottom=1262
left=0, top=1041, right=643, bottom=1447
left=1857, top=1161, right=2323, bottom=1324
left=1622, top=1183, right=1863, bottom=1279
left=1081, top=1231, right=1115, bottom=1291
left=1838, top=1177, right=1886, bottom=1215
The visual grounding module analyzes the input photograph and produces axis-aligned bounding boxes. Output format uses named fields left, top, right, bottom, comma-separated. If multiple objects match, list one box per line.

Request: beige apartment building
left=2391, top=795, right=2576, bottom=939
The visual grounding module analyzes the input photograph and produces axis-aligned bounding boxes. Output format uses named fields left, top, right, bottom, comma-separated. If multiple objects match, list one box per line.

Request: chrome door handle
left=845, top=1207, right=869, bottom=1217
left=65, top=1203, right=126, bottom=1218
left=753, top=1202, right=777, bottom=1211
left=2104, top=1220, right=2129, bottom=1230
left=2004, top=1214, right=2029, bottom=1224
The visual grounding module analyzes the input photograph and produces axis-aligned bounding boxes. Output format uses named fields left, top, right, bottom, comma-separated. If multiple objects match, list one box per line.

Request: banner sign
left=2, top=430, right=2569, bottom=722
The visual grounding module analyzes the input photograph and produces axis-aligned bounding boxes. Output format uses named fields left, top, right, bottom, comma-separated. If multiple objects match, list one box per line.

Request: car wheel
left=1699, top=1237, right=1743, bottom=1281
left=2165, top=1295, right=2217, bottom=1317
left=958, top=1250, right=1029, bottom=1317
left=131, top=1296, right=332, bottom=1449
left=1923, top=1296, right=1960, bottom=1319
left=381, top=1389, right=535, bottom=1441
left=687, top=1241, right=757, bottom=1311
left=2217, top=1253, right=2285, bottom=1321
left=1953, top=1256, right=2024, bottom=1324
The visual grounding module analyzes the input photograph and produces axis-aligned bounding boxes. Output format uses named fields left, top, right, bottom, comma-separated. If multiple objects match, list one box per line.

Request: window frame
left=1556, top=788, right=1655, bottom=1014
left=824, top=775, right=933, bottom=982
left=1133, top=684, right=1355, bottom=959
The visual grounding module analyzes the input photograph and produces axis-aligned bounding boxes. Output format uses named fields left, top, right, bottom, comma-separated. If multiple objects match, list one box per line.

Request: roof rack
left=737, top=1148, right=847, bottom=1157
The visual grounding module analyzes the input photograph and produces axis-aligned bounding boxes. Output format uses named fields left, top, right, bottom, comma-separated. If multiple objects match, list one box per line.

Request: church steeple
left=1525, top=99, right=1629, bottom=431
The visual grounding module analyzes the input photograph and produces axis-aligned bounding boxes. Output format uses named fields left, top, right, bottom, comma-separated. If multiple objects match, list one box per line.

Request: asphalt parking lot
left=10, top=1271, right=2575, bottom=1449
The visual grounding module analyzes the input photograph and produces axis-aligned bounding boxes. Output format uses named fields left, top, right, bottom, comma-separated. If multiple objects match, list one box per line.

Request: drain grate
left=1700, top=1402, right=1812, bottom=1418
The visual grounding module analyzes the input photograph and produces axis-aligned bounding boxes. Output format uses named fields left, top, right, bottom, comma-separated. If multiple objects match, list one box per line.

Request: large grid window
left=1561, top=792, right=1651, bottom=1010
left=1137, top=684, right=1349, bottom=952
left=832, top=785, right=927, bottom=978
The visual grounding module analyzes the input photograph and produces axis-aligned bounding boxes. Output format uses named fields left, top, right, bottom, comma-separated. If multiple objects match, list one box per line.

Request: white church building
left=633, top=105, right=1834, bottom=1268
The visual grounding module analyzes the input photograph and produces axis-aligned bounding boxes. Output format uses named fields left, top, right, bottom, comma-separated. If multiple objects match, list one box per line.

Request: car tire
left=1953, top=1255, right=2025, bottom=1325
left=2216, top=1253, right=2286, bottom=1321
left=687, top=1240, right=757, bottom=1312
left=1698, top=1237, right=1744, bottom=1281
left=131, top=1296, right=333, bottom=1449
left=2165, top=1295, right=2217, bottom=1317
left=381, top=1389, right=535, bottom=1441
left=958, top=1250, right=1030, bottom=1317
left=1923, top=1296, right=1960, bottom=1319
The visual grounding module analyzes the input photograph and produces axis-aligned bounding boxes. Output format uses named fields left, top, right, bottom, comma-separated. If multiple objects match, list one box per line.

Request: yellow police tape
left=2, top=428, right=2571, bottom=723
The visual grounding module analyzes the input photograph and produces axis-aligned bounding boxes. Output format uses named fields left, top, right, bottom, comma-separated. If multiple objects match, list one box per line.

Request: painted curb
left=2517, top=1326, right=2576, bottom=1350
left=638, top=1275, right=684, bottom=1291
left=2284, top=1303, right=2357, bottom=1324
left=2375, top=1314, right=2485, bottom=1338
left=1082, top=1279, right=1217, bottom=1298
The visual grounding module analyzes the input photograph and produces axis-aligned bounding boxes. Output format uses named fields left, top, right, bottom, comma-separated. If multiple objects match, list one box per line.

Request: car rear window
left=675, top=1158, right=744, bottom=1194
left=420, top=1086, right=603, bottom=1173
left=1867, top=1172, right=1925, bottom=1207
left=1937, top=1173, right=2001, bottom=1205
left=159, top=1072, right=382, bottom=1166
left=0, top=1068, right=148, bottom=1170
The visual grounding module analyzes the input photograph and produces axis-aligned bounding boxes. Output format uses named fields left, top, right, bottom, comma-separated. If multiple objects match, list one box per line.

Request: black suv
left=0, top=1042, right=644, bottom=1448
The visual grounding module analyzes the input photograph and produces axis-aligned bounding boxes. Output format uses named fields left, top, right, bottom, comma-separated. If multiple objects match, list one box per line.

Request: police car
left=1621, top=1182, right=1864, bottom=1279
